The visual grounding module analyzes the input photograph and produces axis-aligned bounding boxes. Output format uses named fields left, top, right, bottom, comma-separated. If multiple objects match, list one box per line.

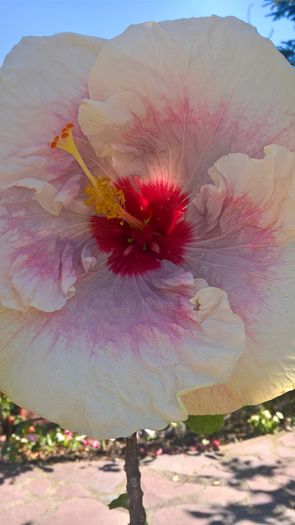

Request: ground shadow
left=99, top=461, right=121, bottom=472
left=186, top=456, right=294, bottom=524
left=0, top=460, right=53, bottom=485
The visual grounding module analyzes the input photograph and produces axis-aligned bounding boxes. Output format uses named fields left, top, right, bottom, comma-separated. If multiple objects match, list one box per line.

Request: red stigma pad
left=90, top=177, right=192, bottom=275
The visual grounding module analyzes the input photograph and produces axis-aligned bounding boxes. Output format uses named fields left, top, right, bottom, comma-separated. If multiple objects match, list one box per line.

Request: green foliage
left=1, top=393, right=292, bottom=462
left=0, top=395, right=18, bottom=420
left=277, top=39, right=295, bottom=64
left=264, top=0, right=295, bottom=65
left=264, top=0, right=295, bottom=21
left=108, top=493, right=129, bottom=510
left=186, top=415, right=224, bottom=435
left=0, top=394, right=100, bottom=461
left=108, top=494, right=149, bottom=525
left=247, top=408, right=284, bottom=434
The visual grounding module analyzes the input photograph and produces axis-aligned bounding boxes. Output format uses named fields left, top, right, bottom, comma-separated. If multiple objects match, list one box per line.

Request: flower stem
left=124, top=432, right=147, bottom=525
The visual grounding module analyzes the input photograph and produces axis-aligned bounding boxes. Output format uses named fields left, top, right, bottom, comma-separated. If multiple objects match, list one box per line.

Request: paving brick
left=143, top=452, right=222, bottom=476
left=49, top=460, right=125, bottom=495
left=50, top=480, right=93, bottom=500
left=276, top=432, right=295, bottom=449
left=25, top=476, right=54, bottom=498
left=198, top=483, right=247, bottom=505
left=152, top=504, right=221, bottom=525
left=1, top=499, right=52, bottom=525
left=141, top=470, right=203, bottom=507
left=40, top=497, right=128, bottom=525
left=224, top=435, right=276, bottom=460
left=0, top=431, right=294, bottom=525
left=0, top=482, right=32, bottom=508
left=247, top=475, right=282, bottom=492
left=249, top=491, right=274, bottom=505
left=275, top=431, right=295, bottom=458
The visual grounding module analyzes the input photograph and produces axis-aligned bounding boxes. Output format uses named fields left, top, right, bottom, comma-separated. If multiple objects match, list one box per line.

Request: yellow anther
left=51, top=124, right=144, bottom=229
left=51, top=123, right=98, bottom=189
left=85, top=178, right=125, bottom=220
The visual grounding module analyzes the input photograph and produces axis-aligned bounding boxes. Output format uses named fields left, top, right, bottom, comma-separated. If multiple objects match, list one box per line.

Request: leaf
left=186, top=415, right=224, bottom=434
left=108, top=492, right=129, bottom=510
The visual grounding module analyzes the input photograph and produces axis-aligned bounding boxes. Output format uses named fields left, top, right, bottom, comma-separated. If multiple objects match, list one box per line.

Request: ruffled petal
left=0, top=183, right=96, bottom=312
left=0, top=32, right=105, bottom=188
left=5, top=175, right=86, bottom=216
left=0, top=263, right=246, bottom=439
left=0, top=34, right=106, bottom=312
left=181, top=146, right=295, bottom=413
left=79, top=17, right=295, bottom=192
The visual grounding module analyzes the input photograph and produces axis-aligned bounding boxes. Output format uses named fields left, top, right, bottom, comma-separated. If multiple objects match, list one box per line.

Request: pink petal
left=0, top=263, right=245, bottom=439
left=0, top=184, right=97, bottom=312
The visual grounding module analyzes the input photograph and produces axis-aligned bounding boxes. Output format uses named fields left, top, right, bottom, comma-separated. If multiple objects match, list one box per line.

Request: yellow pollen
left=84, top=177, right=125, bottom=219
left=51, top=124, right=143, bottom=228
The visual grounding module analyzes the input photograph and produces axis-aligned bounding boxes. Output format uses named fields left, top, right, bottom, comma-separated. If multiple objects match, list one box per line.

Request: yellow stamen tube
left=51, top=124, right=144, bottom=230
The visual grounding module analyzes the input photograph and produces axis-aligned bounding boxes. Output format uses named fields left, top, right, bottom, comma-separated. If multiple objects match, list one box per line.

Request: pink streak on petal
left=0, top=185, right=96, bottom=312
left=0, top=262, right=246, bottom=438
left=88, top=95, right=293, bottom=194
left=186, top=189, right=280, bottom=329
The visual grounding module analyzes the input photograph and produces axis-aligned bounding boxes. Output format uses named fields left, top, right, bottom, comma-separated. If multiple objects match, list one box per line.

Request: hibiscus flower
left=0, top=17, right=294, bottom=439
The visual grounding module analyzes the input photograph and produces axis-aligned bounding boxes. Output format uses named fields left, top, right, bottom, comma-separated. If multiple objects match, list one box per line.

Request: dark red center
left=90, top=177, right=192, bottom=275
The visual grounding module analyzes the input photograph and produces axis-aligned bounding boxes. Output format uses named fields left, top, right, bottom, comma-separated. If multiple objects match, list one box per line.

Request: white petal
left=0, top=33, right=105, bottom=187
left=0, top=263, right=246, bottom=439
left=208, top=145, right=295, bottom=237
left=182, top=146, right=295, bottom=414
left=182, top=244, right=295, bottom=413
left=5, top=175, right=88, bottom=216
left=79, top=17, right=295, bottom=190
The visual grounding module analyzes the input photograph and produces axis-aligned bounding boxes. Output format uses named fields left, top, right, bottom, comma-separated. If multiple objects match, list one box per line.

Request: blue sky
left=1, top=0, right=294, bottom=65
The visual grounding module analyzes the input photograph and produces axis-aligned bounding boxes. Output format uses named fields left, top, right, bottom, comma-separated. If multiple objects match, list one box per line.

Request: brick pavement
left=0, top=431, right=294, bottom=525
